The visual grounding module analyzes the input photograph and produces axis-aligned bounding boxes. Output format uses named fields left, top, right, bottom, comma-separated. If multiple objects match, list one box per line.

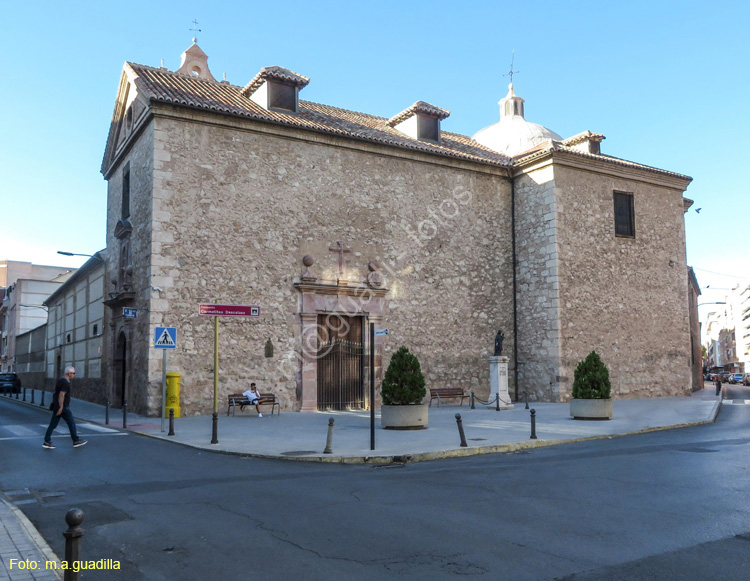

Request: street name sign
left=199, top=304, right=261, bottom=317
left=154, top=327, right=177, bottom=349
left=123, top=308, right=137, bottom=318
left=374, top=328, right=389, bottom=337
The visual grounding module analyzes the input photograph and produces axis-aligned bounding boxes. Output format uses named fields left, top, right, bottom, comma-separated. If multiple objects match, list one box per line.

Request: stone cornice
left=514, top=149, right=693, bottom=191
left=294, top=281, right=390, bottom=298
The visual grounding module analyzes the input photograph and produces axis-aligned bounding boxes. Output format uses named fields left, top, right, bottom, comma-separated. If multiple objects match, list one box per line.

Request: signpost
left=154, top=327, right=177, bottom=432
left=123, top=308, right=137, bottom=318
left=199, top=302, right=261, bottom=444
left=199, top=304, right=260, bottom=317
left=370, top=327, right=388, bottom=451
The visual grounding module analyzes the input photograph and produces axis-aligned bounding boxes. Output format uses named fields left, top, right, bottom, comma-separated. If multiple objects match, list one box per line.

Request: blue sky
left=2, top=0, right=748, bottom=328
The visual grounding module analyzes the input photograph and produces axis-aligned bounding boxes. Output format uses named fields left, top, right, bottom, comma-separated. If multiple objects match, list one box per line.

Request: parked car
left=0, top=372, right=22, bottom=394
left=730, top=373, right=744, bottom=384
left=744, top=373, right=750, bottom=387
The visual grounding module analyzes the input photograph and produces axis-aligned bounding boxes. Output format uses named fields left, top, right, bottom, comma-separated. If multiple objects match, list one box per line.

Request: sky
left=2, top=0, right=748, bottom=335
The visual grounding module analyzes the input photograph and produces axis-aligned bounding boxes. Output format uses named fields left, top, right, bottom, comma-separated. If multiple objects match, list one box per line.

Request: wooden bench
left=227, top=393, right=280, bottom=416
left=429, top=387, right=468, bottom=407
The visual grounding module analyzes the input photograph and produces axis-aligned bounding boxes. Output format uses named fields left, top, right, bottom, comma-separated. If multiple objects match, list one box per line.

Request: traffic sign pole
left=161, top=349, right=167, bottom=432
left=370, top=322, right=375, bottom=451
left=212, top=299, right=219, bottom=444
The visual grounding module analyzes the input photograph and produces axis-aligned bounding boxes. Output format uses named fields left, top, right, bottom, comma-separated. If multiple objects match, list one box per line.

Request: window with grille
left=121, top=163, right=131, bottom=220
left=613, top=191, right=635, bottom=238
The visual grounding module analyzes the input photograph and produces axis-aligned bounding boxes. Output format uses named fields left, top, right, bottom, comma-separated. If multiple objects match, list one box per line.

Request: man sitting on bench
left=242, top=383, right=264, bottom=418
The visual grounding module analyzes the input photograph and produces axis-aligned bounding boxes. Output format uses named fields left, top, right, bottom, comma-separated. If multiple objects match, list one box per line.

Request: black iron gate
left=317, top=338, right=365, bottom=411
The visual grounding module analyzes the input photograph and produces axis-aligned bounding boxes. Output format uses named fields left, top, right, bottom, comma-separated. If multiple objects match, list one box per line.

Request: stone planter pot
left=381, top=403, right=428, bottom=430
left=570, top=398, right=613, bottom=420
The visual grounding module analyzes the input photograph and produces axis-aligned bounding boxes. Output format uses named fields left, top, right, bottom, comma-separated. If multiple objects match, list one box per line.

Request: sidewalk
left=0, top=385, right=722, bottom=577
left=5, top=385, right=722, bottom=464
left=0, top=495, right=61, bottom=580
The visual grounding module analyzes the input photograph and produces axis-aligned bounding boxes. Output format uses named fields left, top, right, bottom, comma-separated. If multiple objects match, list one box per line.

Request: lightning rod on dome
left=190, top=19, right=202, bottom=43
left=504, top=50, right=519, bottom=85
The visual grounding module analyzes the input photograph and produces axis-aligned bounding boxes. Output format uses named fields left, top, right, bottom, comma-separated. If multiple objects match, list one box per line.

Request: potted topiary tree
left=380, top=346, right=428, bottom=429
left=570, top=350, right=613, bottom=420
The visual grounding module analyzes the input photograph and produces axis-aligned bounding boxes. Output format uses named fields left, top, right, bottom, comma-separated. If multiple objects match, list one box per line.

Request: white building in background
left=43, top=252, right=107, bottom=401
left=1, top=276, right=73, bottom=372
left=0, top=260, right=74, bottom=372
left=703, top=284, right=750, bottom=373
left=738, top=285, right=750, bottom=372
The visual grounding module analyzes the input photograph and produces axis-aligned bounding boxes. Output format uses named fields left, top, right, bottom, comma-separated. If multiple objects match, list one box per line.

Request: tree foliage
left=571, top=350, right=611, bottom=399
left=381, top=346, right=426, bottom=405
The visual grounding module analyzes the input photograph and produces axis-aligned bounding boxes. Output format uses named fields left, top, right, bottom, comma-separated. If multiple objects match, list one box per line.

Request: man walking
left=43, top=366, right=87, bottom=449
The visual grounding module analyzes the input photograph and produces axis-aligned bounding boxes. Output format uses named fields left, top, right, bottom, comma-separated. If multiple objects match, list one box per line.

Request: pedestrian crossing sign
left=154, top=327, right=177, bottom=349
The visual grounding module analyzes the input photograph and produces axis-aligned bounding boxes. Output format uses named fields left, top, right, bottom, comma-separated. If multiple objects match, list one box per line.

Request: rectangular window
left=121, top=163, right=131, bottom=220
left=417, top=115, right=440, bottom=143
left=613, top=191, right=634, bottom=238
left=268, top=82, right=297, bottom=112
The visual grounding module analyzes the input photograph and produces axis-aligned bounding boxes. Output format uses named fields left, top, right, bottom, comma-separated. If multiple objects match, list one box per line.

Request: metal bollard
left=211, top=411, right=218, bottom=444
left=495, top=392, right=500, bottom=411
left=40, top=389, right=45, bottom=407
left=62, top=508, right=84, bottom=581
left=15, top=386, right=19, bottom=399
left=31, top=388, right=36, bottom=404
left=525, top=390, right=529, bottom=410
left=323, top=417, right=335, bottom=454
left=105, top=399, right=109, bottom=425
left=455, top=413, right=468, bottom=447
left=530, top=409, right=537, bottom=439
left=23, top=387, right=26, bottom=402
left=168, top=408, right=175, bottom=436
left=470, top=391, right=475, bottom=410
left=122, top=402, right=127, bottom=429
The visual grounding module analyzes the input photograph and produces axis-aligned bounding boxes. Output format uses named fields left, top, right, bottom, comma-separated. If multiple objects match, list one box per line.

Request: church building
left=100, top=42, right=694, bottom=415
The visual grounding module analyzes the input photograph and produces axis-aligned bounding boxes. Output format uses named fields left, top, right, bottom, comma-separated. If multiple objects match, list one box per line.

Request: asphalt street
left=2, top=390, right=750, bottom=580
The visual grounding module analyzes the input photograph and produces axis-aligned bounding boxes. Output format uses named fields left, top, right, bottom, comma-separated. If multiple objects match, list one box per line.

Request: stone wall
left=513, top=166, right=563, bottom=401
left=105, top=120, right=155, bottom=413
left=553, top=161, right=692, bottom=399
left=144, top=110, right=515, bottom=415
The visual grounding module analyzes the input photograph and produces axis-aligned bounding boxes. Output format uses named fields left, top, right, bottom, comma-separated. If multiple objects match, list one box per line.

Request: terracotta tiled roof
left=388, top=101, right=451, bottom=126
left=514, top=141, right=692, bottom=182
left=242, top=66, right=310, bottom=97
left=111, top=62, right=691, bottom=182
left=127, top=62, right=511, bottom=167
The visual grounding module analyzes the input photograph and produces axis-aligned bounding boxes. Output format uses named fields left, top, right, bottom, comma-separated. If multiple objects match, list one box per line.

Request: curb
left=131, top=411, right=720, bottom=465
left=1, top=496, right=63, bottom=580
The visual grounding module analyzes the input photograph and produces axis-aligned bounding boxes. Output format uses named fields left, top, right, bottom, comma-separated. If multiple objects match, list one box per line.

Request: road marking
left=0, top=433, right=127, bottom=441
left=79, top=423, right=121, bottom=433
left=2, top=425, right=37, bottom=436
left=722, top=400, right=750, bottom=405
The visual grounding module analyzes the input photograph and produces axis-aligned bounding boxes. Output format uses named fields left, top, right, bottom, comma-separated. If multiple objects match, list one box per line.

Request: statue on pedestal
left=494, top=330, right=505, bottom=356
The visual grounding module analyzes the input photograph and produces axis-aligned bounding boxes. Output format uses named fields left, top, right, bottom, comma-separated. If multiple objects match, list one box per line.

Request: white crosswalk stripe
left=721, top=400, right=750, bottom=405
left=77, top=423, right=120, bottom=433
left=3, top=425, right=37, bottom=436
left=0, top=422, right=127, bottom=441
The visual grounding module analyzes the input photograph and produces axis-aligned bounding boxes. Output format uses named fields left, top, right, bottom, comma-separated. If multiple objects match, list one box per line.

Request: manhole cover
left=280, top=450, right=318, bottom=456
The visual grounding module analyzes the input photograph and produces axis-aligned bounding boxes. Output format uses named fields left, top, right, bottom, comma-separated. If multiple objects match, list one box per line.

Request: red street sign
left=199, top=304, right=261, bottom=317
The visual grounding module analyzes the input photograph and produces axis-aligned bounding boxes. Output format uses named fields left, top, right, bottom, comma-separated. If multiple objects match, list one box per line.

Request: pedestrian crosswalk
left=721, top=400, right=750, bottom=406
left=0, top=422, right=126, bottom=440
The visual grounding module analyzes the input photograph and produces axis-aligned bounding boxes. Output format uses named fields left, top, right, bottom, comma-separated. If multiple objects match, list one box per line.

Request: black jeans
left=44, top=407, right=79, bottom=443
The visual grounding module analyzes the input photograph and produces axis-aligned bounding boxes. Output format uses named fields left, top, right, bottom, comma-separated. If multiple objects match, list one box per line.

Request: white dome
left=472, top=83, right=561, bottom=157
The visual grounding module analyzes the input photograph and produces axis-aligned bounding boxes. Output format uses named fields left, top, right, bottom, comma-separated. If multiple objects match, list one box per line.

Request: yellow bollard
left=165, top=372, right=181, bottom=418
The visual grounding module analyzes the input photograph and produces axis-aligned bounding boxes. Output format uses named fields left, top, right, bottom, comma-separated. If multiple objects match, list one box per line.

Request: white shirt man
left=242, top=383, right=263, bottom=417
